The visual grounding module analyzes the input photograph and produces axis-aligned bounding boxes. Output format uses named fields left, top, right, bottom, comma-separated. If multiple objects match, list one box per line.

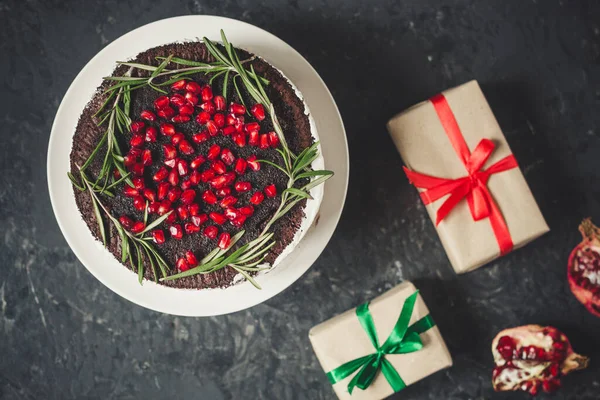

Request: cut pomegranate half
left=568, top=218, right=600, bottom=317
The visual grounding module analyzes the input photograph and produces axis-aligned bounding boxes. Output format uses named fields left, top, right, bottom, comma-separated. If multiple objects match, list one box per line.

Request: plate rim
left=47, top=15, right=349, bottom=316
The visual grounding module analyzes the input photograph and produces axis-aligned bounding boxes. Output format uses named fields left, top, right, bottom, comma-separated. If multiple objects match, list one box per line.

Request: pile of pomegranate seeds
left=117, top=79, right=284, bottom=272
left=491, top=325, right=589, bottom=395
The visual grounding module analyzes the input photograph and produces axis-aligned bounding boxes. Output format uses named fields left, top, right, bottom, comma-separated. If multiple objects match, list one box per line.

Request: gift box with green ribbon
left=309, top=281, right=452, bottom=400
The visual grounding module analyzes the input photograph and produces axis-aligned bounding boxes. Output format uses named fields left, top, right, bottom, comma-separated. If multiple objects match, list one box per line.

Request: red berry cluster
left=117, top=79, right=281, bottom=273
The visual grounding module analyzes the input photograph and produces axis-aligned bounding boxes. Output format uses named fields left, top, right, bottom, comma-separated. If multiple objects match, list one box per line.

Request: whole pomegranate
left=568, top=218, right=600, bottom=317
left=491, top=325, right=589, bottom=395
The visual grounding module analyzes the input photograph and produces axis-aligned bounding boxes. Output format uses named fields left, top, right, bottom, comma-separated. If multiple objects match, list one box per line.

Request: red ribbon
left=403, top=93, right=518, bottom=255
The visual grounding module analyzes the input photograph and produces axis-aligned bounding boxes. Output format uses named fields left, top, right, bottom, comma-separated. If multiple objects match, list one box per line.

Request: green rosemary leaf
left=237, top=234, right=274, bottom=263
left=67, top=172, right=85, bottom=191
left=93, top=89, right=117, bottom=118
left=133, top=241, right=143, bottom=284
left=143, top=201, right=148, bottom=225
left=139, top=240, right=167, bottom=278
left=81, top=130, right=108, bottom=171
left=103, top=76, right=147, bottom=82
left=273, top=197, right=303, bottom=222
left=296, top=169, right=334, bottom=179
left=203, top=36, right=231, bottom=66
left=140, top=211, right=173, bottom=234
left=117, top=62, right=159, bottom=71
left=89, top=192, right=106, bottom=246
left=209, top=69, right=227, bottom=85
left=163, top=243, right=250, bottom=280
left=142, top=246, right=158, bottom=283
left=231, top=266, right=262, bottom=289
left=222, top=69, right=230, bottom=99
left=237, top=240, right=275, bottom=264
left=115, top=224, right=129, bottom=263
left=293, top=142, right=320, bottom=174
left=157, top=56, right=211, bottom=67
left=150, top=54, right=173, bottom=79
left=283, top=187, right=313, bottom=200
left=250, top=65, right=269, bottom=104
left=256, top=159, right=290, bottom=177
left=232, top=75, right=246, bottom=109
left=301, top=173, right=333, bottom=192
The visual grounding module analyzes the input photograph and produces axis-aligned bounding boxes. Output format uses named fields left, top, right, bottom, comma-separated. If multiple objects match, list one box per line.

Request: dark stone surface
left=1, top=0, right=600, bottom=399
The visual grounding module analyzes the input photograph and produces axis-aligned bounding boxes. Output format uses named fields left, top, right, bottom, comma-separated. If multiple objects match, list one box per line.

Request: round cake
left=68, top=33, right=330, bottom=289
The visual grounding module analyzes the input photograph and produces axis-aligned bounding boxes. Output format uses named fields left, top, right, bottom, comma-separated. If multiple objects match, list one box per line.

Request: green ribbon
left=325, top=291, right=436, bottom=395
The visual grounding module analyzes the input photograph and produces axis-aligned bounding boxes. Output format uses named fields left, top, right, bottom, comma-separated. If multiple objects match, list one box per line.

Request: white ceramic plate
left=47, top=16, right=349, bottom=316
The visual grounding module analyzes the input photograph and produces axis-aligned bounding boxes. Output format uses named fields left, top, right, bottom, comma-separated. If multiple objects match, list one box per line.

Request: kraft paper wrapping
left=309, top=281, right=452, bottom=400
left=386, top=80, right=549, bottom=273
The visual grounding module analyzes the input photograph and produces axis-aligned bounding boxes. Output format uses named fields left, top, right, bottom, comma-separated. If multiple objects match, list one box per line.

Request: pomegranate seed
left=160, top=123, right=175, bottom=136
left=200, top=170, right=216, bottom=183
left=190, top=155, right=206, bottom=169
left=113, top=169, right=121, bottom=179
left=131, top=221, right=145, bottom=234
left=218, top=232, right=231, bottom=249
left=214, top=95, right=226, bottom=111
left=184, top=222, right=200, bottom=234
left=123, top=186, right=138, bottom=197
left=264, top=184, right=277, bottom=198
left=196, top=111, right=211, bottom=124
left=172, top=114, right=191, bottom=123
left=163, top=144, right=177, bottom=159
left=216, top=187, right=231, bottom=197
left=200, top=101, right=216, bottom=114
left=176, top=205, right=189, bottom=220
left=153, top=167, right=168, bottom=182
left=183, top=250, right=197, bottom=266
left=147, top=201, right=159, bottom=214
left=166, top=212, right=177, bottom=224
left=157, top=182, right=169, bottom=200
left=189, top=170, right=201, bottom=185
left=157, top=107, right=175, bottom=119
left=171, top=80, right=187, bottom=91
left=152, top=230, right=165, bottom=244
left=133, top=195, right=146, bottom=211
left=204, top=225, right=219, bottom=239
left=179, top=140, right=194, bottom=155
left=222, top=126, right=236, bottom=136
left=239, top=205, right=254, bottom=216
left=209, top=173, right=235, bottom=189
left=191, top=214, right=208, bottom=227
left=234, top=158, right=247, bottom=174
left=145, top=126, right=157, bottom=143
left=245, top=122, right=260, bottom=133
left=235, top=181, right=252, bottom=193
left=206, top=120, right=219, bottom=136
left=225, top=114, right=237, bottom=126
left=185, top=92, right=199, bottom=106
left=220, top=196, right=238, bottom=208
left=177, top=159, right=189, bottom=176
left=231, top=215, right=247, bottom=228
left=143, top=188, right=156, bottom=202
left=213, top=113, right=225, bottom=128
left=247, top=155, right=260, bottom=171
left=201, top=86, right=213, bottom=101
left=130, top=134, right=144, bottom=147
left=179, top=104, right=194, bottom=115
left=158, top=200, right=172, bottom=215
left=170, top=93, right=186, bottom=107
left=176, top=258, right=189, bottom=272
left=119, top=215, right=134, bottom=229
left=180, top=189, right=196, bottom=205
left=224, top=207, right=241, bottom=220
left=210, top=212, right=227, bottom=225
left=123, top=155, right=136, bottom=166
left=140, top=110, right=156, bottom=121
left=251, top=103, right=266, bottom=121
left=168, top=169, right=179, bottom=186
left=268, top=132, right=280, bottom=148
left=232, top=132, right=246, bottom=147
left=171, top=132, right=184, bottom=145
left=169, top=224, right=183, bottom=239
left=167, top=187, right=182, bottom=202
left=185, top=81, right=202, bottom=94
left=189, top=204, right=201, bottom=216
left=193, top=131, right=209, bottom=143
left=250, top=192, right=265, bottom=205
left=203, top=190, right=218, bottom=204
left=130, top=121, right=145, bottom=133
left=259, top=134, right=269, bottom=149
left=234, top=116, right=245, bottom=131
left=212, top=160, right=227, bottom=175
left=129, top=147, right=142, bottom=157
left=131, top=163, right=144, bottom=176
left=164, top=158, right=176, bottom=168
left=132, top=177, right=144, bottom=189
left=142, top=149, right=152, bottom=166
left=207, top=144, right=221, bottom=160
left=180, top=179, right=192, bottom=190
left=221, top=148, right=235, bottom=165
left=248, top=130, right=259, bottom=146
left=230, top=103, right=246, bottom=115
left=154, top=96, right=170, bottom=109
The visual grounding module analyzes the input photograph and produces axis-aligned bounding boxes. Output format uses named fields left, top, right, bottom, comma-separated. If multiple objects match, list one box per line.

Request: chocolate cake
left=69, top=39, right=318, bottom=289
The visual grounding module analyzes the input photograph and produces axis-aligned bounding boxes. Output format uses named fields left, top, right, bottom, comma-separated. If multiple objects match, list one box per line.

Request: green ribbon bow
left=326, top=291, right=435, bottom=394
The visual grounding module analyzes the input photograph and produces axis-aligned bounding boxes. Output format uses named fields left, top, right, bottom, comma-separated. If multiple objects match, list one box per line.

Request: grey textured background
left=2, top=0, right=600, bottom=399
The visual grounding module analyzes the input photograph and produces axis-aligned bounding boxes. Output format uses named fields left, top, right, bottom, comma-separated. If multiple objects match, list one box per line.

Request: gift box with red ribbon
left=387, top=80, right=549, bottom=273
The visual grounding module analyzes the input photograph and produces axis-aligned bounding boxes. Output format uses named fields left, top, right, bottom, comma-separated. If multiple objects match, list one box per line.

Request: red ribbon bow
left=403, top=93, right=518, bottom=255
